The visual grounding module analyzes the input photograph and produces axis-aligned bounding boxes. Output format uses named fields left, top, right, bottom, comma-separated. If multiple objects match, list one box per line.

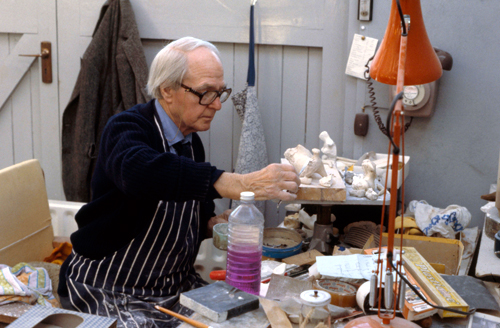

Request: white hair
left=146, top=37, right=221, bottom=99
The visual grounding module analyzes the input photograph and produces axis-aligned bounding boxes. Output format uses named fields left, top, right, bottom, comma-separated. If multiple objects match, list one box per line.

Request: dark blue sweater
left=70, top=99, right=224, bottom=260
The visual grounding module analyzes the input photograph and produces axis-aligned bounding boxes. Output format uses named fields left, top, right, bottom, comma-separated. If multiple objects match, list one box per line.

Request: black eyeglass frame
left=180, top=83, right=232, bottom=105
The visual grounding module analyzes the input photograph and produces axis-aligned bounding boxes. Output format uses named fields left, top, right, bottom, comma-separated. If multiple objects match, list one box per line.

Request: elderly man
left=58, top=37, right=300, bottom=328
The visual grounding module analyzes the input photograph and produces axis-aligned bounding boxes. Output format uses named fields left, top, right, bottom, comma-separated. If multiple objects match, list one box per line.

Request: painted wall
left=343, top=0, right=500, bottom=228
left=1, top=0, right=498, bottom=229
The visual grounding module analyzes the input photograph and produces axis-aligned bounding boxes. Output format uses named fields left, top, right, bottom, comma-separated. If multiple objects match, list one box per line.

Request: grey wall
left=342, top=1, right=500, bottom=228
left=2, top=0, right=497, bottom=230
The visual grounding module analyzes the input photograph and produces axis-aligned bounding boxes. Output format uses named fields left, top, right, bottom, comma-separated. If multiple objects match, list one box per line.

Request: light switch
left=358, top=0, right=372, bottom=21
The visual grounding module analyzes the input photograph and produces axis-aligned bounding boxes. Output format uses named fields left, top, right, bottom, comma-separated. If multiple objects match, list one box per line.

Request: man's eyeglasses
left=180, top=83, right=232, bottom=106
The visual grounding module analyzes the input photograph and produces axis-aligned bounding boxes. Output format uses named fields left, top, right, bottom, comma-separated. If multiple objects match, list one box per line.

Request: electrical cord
left=387, top=252, right=476, bottom=316
left=364, top=59, right=413, bottom=137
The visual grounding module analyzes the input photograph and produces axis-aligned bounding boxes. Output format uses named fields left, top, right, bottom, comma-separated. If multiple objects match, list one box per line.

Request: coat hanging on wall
left=232, top=0, right=269, bottom=213
left=62, top=0, right=150, bottom=202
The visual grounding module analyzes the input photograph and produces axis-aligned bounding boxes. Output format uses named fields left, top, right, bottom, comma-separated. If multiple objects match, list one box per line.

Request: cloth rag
left=408, top=200, right=471, bottom=239
left=0, top=263, right=59, bottom=307
left=43, top=242, right=73, bottom=265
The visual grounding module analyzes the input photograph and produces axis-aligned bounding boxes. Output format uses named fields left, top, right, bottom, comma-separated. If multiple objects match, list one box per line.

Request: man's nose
left=209, top=97, right=222, bottom=110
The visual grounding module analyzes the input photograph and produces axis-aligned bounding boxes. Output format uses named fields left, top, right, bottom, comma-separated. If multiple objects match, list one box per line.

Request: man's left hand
left=206, top=209, right=232, bottom=238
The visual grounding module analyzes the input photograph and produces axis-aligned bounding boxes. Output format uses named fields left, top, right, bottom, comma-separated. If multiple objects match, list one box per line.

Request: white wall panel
left=0, top=34, right=14, bottom=169
left=304, top=47, right=322, bottom=150
left=281, top=46, right=308, bottom=154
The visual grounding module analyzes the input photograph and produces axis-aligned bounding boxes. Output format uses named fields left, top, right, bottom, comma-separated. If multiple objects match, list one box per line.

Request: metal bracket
left=19, top=41, right=52, bottom=83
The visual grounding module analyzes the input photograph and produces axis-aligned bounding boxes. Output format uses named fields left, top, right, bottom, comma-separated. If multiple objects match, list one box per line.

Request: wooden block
left=281, top=158, right=346, bottom=202
left=295, top=184, right=346, bottom=201
left=282, top=249, right=324, bottom=266
left=260, top=298, right=292, bottom=328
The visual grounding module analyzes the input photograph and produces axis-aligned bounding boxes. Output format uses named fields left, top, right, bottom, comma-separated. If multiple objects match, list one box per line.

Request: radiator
left=48, top=200, right=226, bottom=283
left=48, top=200, right=85, bottom=237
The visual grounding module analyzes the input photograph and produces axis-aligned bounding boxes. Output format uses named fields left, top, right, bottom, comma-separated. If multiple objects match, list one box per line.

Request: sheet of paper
left=345, top=34, right=378, bottom=80
left=316, top=254, right=376, bottom=280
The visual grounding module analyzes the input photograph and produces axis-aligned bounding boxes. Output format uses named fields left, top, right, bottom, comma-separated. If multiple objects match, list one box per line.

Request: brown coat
left=62, top=0, right=150, bottom=202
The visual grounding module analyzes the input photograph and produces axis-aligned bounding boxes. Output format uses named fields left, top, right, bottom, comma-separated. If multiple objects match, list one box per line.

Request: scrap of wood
left=260, top=298, right=292, bottom=328
left=282, top=249, right=323, bottom=266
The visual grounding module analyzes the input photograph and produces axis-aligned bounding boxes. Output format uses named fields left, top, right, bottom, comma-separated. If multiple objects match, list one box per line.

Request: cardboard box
left=380, top=233, right=464, bottom=275
left=403, top=270, right=438, bottom=321
left=0, top=160, right=54, bottom=266
left=6, top=305, right=116, bottom=328
left=402, top=247, right=468, bottom=318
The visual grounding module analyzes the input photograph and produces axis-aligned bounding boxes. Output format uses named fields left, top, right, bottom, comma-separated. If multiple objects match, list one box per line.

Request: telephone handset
left=389, top=48, right=452, bottom=117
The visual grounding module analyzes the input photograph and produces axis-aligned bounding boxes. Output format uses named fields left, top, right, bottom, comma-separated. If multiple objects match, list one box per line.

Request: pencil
left=154, top=305, right=214, bottom=328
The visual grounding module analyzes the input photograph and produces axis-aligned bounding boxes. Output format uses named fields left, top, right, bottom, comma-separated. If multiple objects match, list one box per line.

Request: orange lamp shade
left=369, top=0, right=442, bottom=85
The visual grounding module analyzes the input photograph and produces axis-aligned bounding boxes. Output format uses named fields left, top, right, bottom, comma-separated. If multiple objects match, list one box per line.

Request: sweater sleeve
left=98, top=111, right=222, bottom=201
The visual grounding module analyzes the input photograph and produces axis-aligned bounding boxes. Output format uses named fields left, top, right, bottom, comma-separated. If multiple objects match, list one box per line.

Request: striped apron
left=65, top=118, right=207, bottom=328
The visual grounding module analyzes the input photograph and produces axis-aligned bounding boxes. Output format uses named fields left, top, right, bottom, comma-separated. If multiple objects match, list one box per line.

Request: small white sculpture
left=319, top=131, right=337, bottom=168
left=349, top=159, right=385, bottom=200
left=284, top=145, right=327, bottom=183
left=298, top=209, right=316, bottom=230
left=319, top=174, right=335, bottom=188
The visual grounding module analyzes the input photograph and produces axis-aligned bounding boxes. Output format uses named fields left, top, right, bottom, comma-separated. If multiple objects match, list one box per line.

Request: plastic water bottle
left=225, top=191, right=264, bottom=295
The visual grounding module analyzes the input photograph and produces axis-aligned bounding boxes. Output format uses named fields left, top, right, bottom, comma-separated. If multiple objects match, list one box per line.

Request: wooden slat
left=280, top=46, right=308, bottom=155
left=318, top=0, right=349, bottom=156
left=77, top=0, right=326, bottom=47
left=209, top=42, right=234, bottom=173
left=12, top=65, right=34, bottom=163
left=37, top=0, right=62, bottom=200
left=304, top=48, right=322, bottom=150
left=258, top=45, right=283, bottom=165
left=30, top=54, right=42, bottom=160
left=0, top=33, right=38, bottom=109
left=0, top=34, right=15, bottom=169
left=0, top=0, right=38, bottom=34
left=258, top=45, right=284, bottom=226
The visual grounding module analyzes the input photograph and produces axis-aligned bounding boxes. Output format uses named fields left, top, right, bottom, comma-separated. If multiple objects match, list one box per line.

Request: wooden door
left=0, top=0, right=62, bottom=199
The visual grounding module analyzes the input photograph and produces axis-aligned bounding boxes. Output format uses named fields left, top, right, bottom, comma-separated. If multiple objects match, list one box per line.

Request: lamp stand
left=345, top=24, right=419, bottom=328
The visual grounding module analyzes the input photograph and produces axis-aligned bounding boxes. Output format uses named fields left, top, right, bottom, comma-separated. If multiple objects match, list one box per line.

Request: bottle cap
left=300, top=290, right=331, bottom=307
left=240, top=191, right=255, bottom=201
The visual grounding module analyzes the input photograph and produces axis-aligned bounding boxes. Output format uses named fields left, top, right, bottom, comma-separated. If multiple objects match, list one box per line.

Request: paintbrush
left=155, top=305, right=214, bottom=328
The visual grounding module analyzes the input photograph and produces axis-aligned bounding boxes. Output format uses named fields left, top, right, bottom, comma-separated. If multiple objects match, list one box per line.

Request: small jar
left=299, top=290, right=331, bottom=328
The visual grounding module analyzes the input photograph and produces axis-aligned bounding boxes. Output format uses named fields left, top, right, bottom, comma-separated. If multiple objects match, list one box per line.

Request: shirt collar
left=155, top=99, right=192, bottom=147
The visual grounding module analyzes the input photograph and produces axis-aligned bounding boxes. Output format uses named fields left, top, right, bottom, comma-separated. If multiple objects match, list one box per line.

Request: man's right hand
left=214, top=163, right=300, bottom=201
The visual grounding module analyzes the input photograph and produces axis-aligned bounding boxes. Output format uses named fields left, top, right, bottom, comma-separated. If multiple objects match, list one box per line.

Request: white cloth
left=408, top=200, right=471, bottom=239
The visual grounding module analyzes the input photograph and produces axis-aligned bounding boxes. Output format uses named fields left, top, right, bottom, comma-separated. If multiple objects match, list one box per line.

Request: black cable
left=387, top=252, right=476, bottom=316
left=385, top=92, right=404, bottom=153
left=396, top=0, right=407, bottom=36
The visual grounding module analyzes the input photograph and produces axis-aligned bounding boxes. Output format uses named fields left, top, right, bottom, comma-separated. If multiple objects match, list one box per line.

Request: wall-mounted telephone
left=359, top=48, right=452, bottom=136
left=389, top=48, right=453, bottom=118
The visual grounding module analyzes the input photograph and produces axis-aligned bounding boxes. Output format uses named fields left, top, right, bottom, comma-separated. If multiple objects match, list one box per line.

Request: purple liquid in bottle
left=225, top=247, right=262, bottom=294
left=225, top=192, right=264, bottom=295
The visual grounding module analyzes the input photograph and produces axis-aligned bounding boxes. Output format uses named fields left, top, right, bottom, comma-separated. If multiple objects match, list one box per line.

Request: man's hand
left=214, top=163, right=300, bottom=201
left=243, top=163, right=300, bottom=201
left=206, top=209, right=232, bottom=238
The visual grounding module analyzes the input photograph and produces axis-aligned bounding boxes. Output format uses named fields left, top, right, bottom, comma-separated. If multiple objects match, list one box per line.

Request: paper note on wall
left=345, top=34, right=378, bottom=80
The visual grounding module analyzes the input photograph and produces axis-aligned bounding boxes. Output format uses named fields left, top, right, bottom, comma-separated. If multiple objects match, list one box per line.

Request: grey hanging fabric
left=232, top=1, right=268, bottom=213
left=62, top=0, right=150, bottom=202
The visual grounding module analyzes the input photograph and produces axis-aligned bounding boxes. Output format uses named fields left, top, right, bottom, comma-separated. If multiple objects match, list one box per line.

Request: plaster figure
left=349, top=159, right=385, bottom=200
left=319, top=131, right=337, bottom=168
left=284, top=145, right=327, bottom=184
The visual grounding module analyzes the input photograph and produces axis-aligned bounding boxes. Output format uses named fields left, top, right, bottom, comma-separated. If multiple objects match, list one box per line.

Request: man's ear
left=160, top=87, right=174, bottom=104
